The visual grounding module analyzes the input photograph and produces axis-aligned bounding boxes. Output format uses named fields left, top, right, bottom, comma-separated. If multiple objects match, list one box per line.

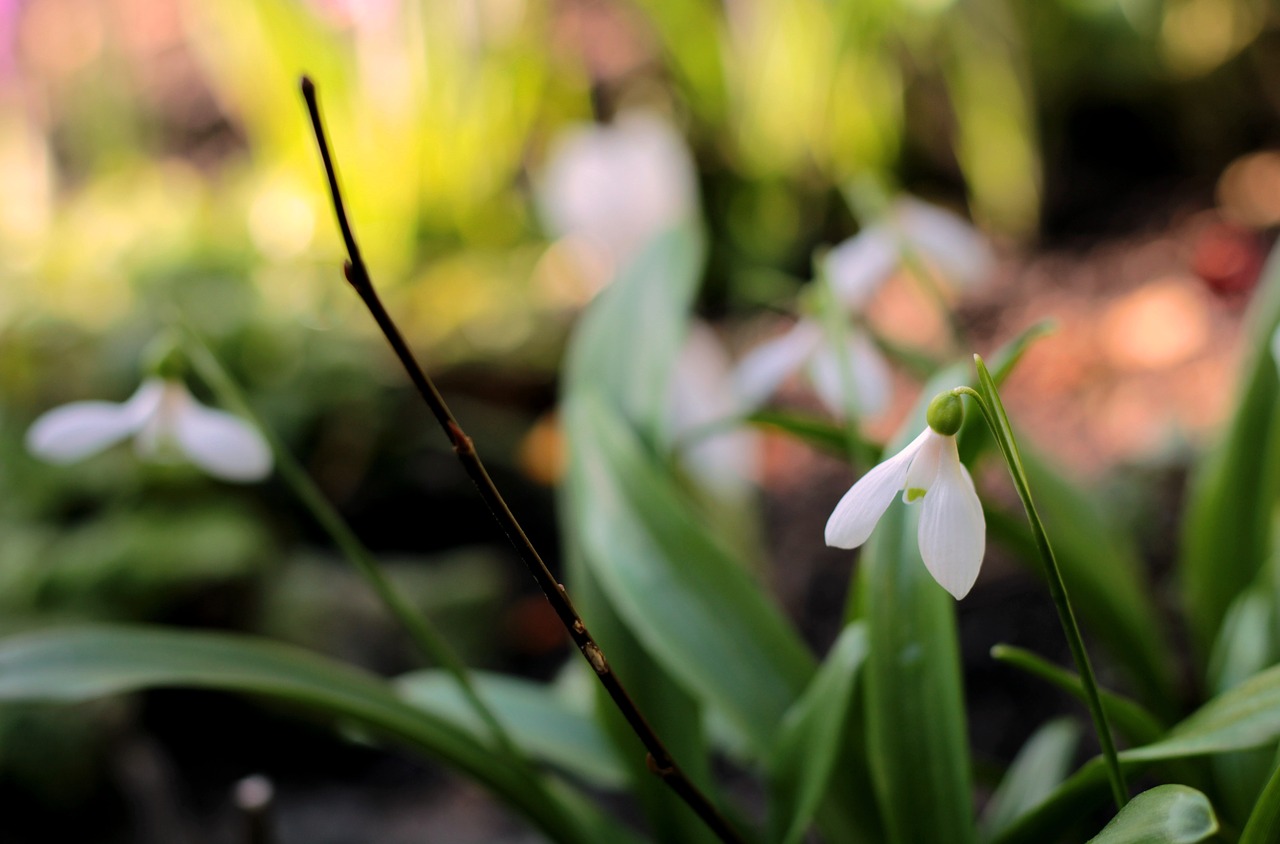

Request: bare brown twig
left=300, top=76, right=746, bottom=844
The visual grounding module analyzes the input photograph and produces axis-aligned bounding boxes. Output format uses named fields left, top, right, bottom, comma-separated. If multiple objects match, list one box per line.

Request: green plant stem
left=178, top=326, right=520, bottom=759
left=957, top=360, right=1128, bottom=810
left=300, top=75, right=746, bottom=844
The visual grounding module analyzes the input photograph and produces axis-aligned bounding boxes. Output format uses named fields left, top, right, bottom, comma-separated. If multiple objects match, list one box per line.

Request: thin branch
left=300, top=76, right=746, bottom=844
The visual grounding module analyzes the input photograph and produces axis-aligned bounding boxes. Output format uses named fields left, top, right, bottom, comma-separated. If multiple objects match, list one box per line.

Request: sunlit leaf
left=1086, top=785, right=1217, bottom=844
left=0, top=626, right=637, bottom=844
left=565, top=392, right=814, bottom=753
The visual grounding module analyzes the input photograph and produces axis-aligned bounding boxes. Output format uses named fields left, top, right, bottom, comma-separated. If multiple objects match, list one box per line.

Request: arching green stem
left=955, top=357, right=1128, bottom=810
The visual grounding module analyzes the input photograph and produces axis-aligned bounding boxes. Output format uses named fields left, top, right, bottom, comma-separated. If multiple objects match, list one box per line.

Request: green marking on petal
left=906, top=487, right=927, bottom=502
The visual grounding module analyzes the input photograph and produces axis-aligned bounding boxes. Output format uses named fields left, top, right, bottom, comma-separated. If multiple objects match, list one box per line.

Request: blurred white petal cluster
left=27, top=379, right=272, bottom=483
left=537, top=112, right=698, bottom=294
left=735, top=196, right=991, bottom=419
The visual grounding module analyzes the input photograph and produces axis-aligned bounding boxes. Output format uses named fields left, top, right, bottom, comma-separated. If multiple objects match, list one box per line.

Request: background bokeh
left=3, top=0, right=1280, bottom=841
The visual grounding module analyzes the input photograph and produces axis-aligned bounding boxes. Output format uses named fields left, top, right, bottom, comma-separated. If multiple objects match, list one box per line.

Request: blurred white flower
left=732, top=195, right=989, bottom=419
left=825, top=196, right=993, bottom=307
left=669, top=322, right=758, bottom=491
left=824, top=402, right=985, bottom=599
left=27, top=378, right=272, bottom=483
left=733, top=318, right=892, bottom=419
left=537, top=112, right=698, bottom=292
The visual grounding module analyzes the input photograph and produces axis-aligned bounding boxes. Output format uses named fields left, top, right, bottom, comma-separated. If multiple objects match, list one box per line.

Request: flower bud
left=926, top=391, right=964, bottom=436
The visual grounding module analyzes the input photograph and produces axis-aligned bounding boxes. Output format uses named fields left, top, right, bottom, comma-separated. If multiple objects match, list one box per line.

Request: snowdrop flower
left=733, top=317, right=891, bottom=419
left=27, top=378, right=271, bottom=483
left=732, top=196, right=989, bottom=419
left=825, top=196, right=994, bottom=308
left=537, top=112, right=698, bottom=292
left=825, top=392, right=985, bottom=599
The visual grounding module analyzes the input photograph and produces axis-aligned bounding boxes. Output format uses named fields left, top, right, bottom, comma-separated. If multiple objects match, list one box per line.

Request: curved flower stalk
left=27, top=378, right=272, bottom=482
left=536, top=111, right=698, bottom=294
left=825, top=392, right=985, bottom=598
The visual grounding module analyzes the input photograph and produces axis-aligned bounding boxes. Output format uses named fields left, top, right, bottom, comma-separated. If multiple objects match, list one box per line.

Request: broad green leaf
left=981, top=718, right=1081, bottom=842
left=767, top=622, right=870, bottom=844
left=0, top=626, right=636, bottom=844
left=395, top=668, right=626, bottom=788
left=1181, top=242, right=1280, bottom=655
left=997, top=660, right=1280, bottom=844
left=851, top=363, right=975, bottom=844
left=563, top=225, right=706, bottom=445
left=1133, top=662, right=1280, bottom=762
left=565, top=392, right=814, bottom=753
left=1240, top=756, right=1280, bottom=844
left=1086, top=785, right=1217, bottom=844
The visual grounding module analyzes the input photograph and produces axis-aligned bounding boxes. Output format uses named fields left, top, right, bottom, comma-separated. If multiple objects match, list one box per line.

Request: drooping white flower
left=27, top=378, right=272, bottom=483
left=824, top=196, right=993, bottom=307
left=824, top=393, right=985, bottom=599
left=732, top=317, right=892, bottom=419
left=537, top=112, right=698, bottom=291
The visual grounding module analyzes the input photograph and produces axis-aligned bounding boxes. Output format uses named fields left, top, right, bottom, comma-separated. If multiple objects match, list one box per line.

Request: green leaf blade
left=1086, top=785, right=1217, bottom=844
left=0, top=625, right=634, bottom=844
left=767, top=622, right=870, bottom=844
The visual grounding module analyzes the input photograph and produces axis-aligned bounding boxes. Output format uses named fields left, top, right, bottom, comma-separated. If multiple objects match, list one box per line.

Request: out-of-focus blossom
left=733, top=317, right=891, bottom=419
left=669, top=322, right=758, bottom=492
left=27, top=379, right=271, bottom=482
left=825, top=393, right=985, bottom=599
left=825, top=196, right=993, bottom=307
left=732, top=195, right=989, bottom=419
left=537, top=112, right=698, bottom=293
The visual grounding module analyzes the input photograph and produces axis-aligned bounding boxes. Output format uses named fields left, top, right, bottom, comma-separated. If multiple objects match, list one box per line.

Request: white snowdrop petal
left=173, top=401, right=272, bottom=482
left=825, top=428, right=931, bottom=549
left=903, top=430, right=944, bottom=500
left=917, top=438, right=986, bottom=599
left=732, top=321, right=822, bottom=407
left=26, top=401, right=145, bottom=463
left=808, top=334, right=893, bottom=419
left=823, top=227, right=897, bottom=309
left=894, top=198, right=993, bottom=290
